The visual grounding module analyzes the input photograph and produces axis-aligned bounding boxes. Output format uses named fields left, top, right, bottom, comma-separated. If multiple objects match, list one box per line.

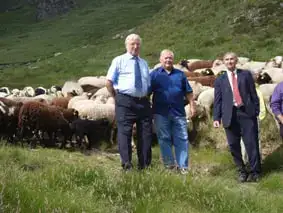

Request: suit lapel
left=222, top=72, right=233, bottom=95
left=236, top=69, right=243, bottom=88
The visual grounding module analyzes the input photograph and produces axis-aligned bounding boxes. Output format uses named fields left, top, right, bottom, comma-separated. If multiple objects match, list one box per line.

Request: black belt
left=117, top=92, right=148, bottom=101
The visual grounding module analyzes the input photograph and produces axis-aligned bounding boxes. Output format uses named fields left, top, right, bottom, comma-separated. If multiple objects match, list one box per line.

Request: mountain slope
left=1, top=0, right=283, bottom=87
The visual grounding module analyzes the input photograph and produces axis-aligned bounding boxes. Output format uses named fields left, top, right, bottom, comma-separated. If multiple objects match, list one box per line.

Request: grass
left=1, top=0, right=283, bottom=212
left=0, top=114, right=282, bottom=212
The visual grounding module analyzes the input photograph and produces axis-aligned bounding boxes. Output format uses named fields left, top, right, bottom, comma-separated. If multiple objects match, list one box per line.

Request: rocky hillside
left=1, top=0, right=283, bottom=87
left=0, top=0, right=76, bottom=20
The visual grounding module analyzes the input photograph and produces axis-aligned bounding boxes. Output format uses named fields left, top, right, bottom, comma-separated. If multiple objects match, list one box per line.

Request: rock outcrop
left=36, top=0, right=76, bottom=21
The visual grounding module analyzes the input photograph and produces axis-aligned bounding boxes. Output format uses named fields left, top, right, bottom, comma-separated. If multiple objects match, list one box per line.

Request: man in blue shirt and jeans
left=150, top=49, right=196, bottom=174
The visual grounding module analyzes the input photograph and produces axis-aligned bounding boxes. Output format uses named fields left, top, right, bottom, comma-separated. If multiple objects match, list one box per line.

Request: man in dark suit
left=213, top=52, right=261, bottom=182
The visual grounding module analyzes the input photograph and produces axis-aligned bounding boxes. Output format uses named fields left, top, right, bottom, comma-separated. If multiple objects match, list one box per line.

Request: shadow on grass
left=262, top=144, right=283, bottom=175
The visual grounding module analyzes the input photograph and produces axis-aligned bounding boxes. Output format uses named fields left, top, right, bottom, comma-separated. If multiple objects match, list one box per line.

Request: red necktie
left=231, top=72, right=243, bottom=106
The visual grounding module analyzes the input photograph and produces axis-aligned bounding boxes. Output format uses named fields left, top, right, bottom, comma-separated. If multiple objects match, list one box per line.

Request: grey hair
left=125, top=34, right=142, bottom=45
left=160, top=49, right=174, bottom=58
left=223, top=52, right=238, bottom=60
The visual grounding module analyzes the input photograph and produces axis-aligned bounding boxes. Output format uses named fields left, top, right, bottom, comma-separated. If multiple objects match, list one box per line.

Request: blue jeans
left=154, top=114, right=189, bottom=169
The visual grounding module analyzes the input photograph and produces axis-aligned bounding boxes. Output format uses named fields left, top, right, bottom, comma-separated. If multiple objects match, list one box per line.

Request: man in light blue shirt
left=106, top=34, right=152, bottom=171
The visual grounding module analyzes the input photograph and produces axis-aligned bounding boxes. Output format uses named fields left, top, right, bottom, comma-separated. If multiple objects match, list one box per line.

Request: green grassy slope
left=1, top=1, right=283, bottom=211
left=1, top=0, right=283, bottom=88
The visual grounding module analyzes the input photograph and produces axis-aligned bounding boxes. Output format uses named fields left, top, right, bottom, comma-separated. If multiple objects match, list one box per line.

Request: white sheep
left=211, top=64, right=227, bottom=75
left=0, top=87, right=10, bottom=95
left=22, top=86, right=35, bottom=97
left=91, top=87, right=111, bottom=99
left=93, top=95, right=108, bottom=104
left=11, top=89, right=20, bottom=96
left=197, top=88, right=214, bottom=117
left=72, top=101, right=115, bottom=122
left=67, top=93, right=90, bottom=109
left=265, top=56, right=283, bottom=68
left=0, top=92, right=8, bottom=98
left=237, top=57, right=250, bottom=65
left=239, top=61, right=266, bottom=74
left=258, top=83, right=278, bottom=103
left=62, top=81, right=83, bottom=97
left=261, top=68, right=283, bottom=83
left=188, top=81, right=203, bottom=100
left=185, top=101, right=206, bottom=121
left=78, top=76, right=106, bottom=88
left=106, top=97, right=115, bottom=105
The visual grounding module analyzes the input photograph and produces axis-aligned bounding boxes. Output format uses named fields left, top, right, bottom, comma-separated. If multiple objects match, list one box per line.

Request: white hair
left=160, top=49, right=174, bottom=58
left=125, top=34, right=142, bottom=45
left=223, top=52, right=238, bottom=60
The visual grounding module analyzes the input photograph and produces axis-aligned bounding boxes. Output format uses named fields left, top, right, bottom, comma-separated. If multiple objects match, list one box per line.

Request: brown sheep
left=50, top=92, right=76, bottom=109
left=179, top=60, right=215, bottom=72
left=18, top=101, right=73, bottom=148
left=187, top=75, right=216, bottom=87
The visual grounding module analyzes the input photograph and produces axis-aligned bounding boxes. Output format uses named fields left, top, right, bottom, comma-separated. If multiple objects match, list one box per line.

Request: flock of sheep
left=0, top=55, right=281, bottom=150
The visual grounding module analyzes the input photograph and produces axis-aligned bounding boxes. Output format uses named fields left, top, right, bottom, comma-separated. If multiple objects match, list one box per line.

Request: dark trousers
left=115, top=93, right=152, bottom=169
left=280, top=124, right=283, bottom=139
left=224, top=106, right=261, bottom=174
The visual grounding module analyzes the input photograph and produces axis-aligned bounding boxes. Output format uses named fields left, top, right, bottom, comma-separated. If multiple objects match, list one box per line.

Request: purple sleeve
left=270, top=84, right=283, bottom=116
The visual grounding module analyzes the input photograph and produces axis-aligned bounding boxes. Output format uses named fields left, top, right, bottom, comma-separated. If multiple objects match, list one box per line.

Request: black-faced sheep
left=69, top=118, right=112, bottom=149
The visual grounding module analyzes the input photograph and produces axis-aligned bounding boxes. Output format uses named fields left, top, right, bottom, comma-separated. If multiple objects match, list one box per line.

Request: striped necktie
left=134, top=56, right=142, bottom=91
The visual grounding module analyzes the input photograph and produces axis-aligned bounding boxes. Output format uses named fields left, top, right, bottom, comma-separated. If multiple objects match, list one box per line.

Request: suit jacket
left=213, top=69, right=259, bottom=128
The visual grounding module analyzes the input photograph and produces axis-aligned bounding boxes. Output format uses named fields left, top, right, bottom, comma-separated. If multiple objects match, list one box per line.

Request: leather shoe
left=122, top=162, right=133, bottom=171
left=238, top=172, right=248, bottom=183
left=247, top=173, right=260, bottom=182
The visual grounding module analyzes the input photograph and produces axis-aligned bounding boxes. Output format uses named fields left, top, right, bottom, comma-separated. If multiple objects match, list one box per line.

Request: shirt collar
left=226, top=69, right=237, bottom=75
left=125, top=52, right=139, bottom=60
left=159, top=66, right=176, bottom=74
